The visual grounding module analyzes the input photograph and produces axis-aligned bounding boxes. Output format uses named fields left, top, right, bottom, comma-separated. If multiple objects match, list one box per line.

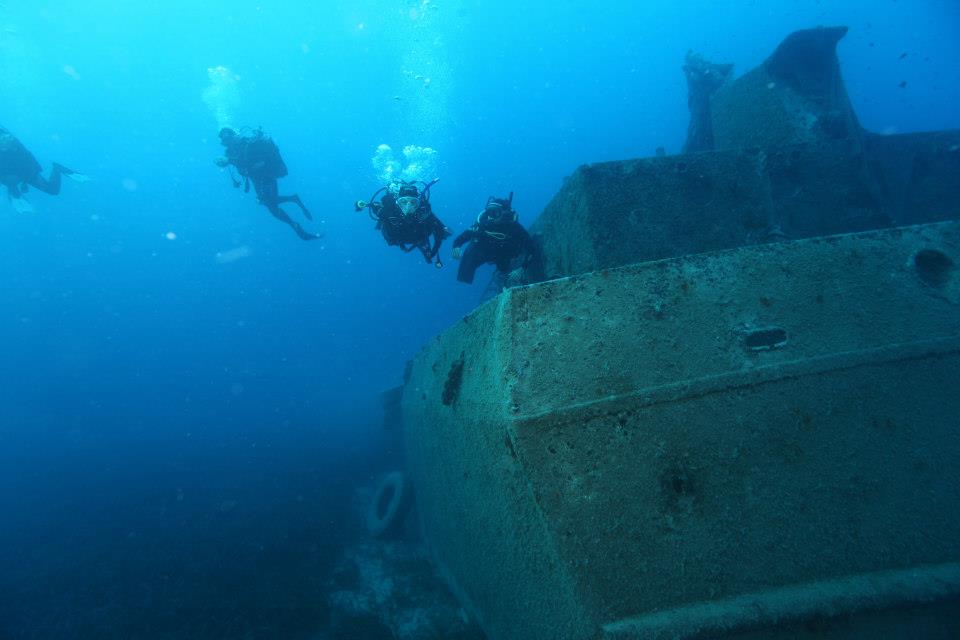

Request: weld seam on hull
left=602, top=562, right=960, bottom=640
left=514, top=334, right=960, bottom=425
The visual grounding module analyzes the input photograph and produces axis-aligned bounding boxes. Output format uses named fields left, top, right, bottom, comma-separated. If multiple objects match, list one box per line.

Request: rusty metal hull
left=403, top=222, right=960, bottom=639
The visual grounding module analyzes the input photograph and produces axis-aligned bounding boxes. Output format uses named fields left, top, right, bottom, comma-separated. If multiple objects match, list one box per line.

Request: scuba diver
left=1, top=126, right=87, bottom=213
left=215, top=127, right=321, bottom=241
left=451, top=193, right=542, bottom=287
left=355, top=180, right=451, bottom=268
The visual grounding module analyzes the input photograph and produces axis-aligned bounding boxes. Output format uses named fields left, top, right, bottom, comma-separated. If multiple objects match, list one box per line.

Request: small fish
left=899, top=52, right=908, bottom=59
left=898, top=80, right=907, bottom=89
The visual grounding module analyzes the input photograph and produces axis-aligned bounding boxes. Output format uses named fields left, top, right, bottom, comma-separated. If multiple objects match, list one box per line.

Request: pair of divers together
left=1, top=123, right=313, bottom=240
left=355, top=181, right=543, bottom=288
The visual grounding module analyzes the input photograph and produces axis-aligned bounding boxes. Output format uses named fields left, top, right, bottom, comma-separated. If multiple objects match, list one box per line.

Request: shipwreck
left=394, top=26, right=960, bottom=640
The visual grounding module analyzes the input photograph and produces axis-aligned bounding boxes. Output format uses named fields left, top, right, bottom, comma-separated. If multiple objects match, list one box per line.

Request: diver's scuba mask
left=484, top=201, right=506, bottom=222
left=481, top=194, right=516, bottom=224
left=397, top=195, right=421, bottom=216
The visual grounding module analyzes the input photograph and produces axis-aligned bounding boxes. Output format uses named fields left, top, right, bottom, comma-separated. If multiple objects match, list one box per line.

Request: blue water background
left=1, top=1, right=958, bottom=636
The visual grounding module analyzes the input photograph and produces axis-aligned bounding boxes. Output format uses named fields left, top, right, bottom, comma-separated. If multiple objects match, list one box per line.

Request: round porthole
left=914, top=249, right=954, bottom=288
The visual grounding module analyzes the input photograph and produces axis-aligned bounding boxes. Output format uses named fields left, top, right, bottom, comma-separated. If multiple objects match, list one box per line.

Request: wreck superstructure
left=400, top=27, right=960, bottom=640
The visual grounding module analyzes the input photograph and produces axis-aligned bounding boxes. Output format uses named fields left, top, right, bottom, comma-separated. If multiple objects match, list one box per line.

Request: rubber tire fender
left=366, top=471, right=413, bottom=538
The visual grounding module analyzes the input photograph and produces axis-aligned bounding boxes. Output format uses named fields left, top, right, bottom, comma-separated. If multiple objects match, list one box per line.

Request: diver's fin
left=64, top=171, right=91, bottom=184
left=11, top=197, right=34, bottom=214
left=54, top=162, right=91, bottom=183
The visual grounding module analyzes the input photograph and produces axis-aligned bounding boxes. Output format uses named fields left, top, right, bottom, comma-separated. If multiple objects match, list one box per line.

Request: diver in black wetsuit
left=216, top=127, right=320, bottom=240
left=451, top=193, right=542, bottom=287
left=1, top=126, right=86, bottom=212
left=355, top=180, right=451, bottom=268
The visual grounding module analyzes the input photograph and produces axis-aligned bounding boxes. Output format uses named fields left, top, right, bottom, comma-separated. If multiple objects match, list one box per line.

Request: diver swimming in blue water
left=355, top=180, right=451, bottom=268
left=0, top=126, right=88, bottom=214
left=451, top=193, right=543, bottom=288
left=216, top=126, right=321, bottom=241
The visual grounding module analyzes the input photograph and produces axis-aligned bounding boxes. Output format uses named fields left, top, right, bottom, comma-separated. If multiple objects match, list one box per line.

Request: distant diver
left=681, top=52, right=733, bottom=153
left=355, top=180, right=451, bottom=268
left=216, top=126, right=321, bottom=241
left=0, top=126, right=88, bottom=213
left=451, top=193, right=543, bottom=288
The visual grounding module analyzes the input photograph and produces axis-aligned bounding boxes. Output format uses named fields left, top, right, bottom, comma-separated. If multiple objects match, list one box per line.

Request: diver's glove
left=451, top=247, right=462, bottom=260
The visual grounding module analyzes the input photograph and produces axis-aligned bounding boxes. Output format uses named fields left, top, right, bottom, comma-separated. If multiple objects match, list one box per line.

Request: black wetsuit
left=222, top=131, right=315, bottom=240
left=371, top=193, right=450, bottom=264
left=0, top=127, right=73, bottom=201
left=453, top=212, right=539, bottom=284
